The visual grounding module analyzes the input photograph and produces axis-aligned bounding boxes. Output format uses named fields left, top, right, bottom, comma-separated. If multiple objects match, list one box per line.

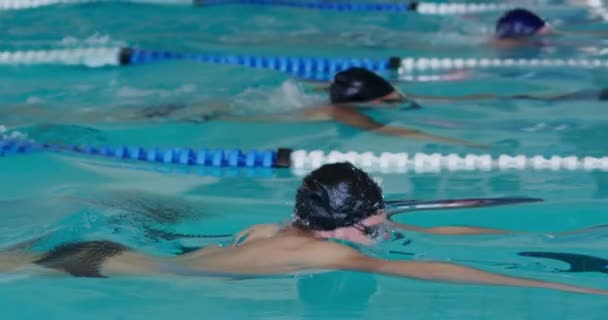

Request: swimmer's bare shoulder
left=165, top=228, right=361, bottom=275
left=232, top=223, right=284, bottom=245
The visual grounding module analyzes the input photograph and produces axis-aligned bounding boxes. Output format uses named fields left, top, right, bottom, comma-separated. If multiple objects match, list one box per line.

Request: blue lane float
left=0, top=0, right=513, bottom=15
left=0, top=138, right=293, bottom=168
left=4, top=137, right=608, bottom=173
left=198, top=0, right=418, bottom=12
left=119, top=47, right=393, bottom=81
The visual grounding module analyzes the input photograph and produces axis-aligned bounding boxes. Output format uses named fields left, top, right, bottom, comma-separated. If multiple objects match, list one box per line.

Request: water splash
left=0, top=125, right=31, bottom=143
left=59, top=33, right=127, bottom=48
left=232, top=79, right=325, bottom=115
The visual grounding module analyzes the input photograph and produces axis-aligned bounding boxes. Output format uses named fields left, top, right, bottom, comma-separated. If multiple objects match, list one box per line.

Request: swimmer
left=322, top=67, right=608, bottom=105
left=0, top=68, right=483, bottom=147
left=208, top=7, right=603, bottom=53
left=491, top=8, right=608, bottom=48
left=1, top=66, right=602, bottom=149
left=491, top=8, right=552, bottom=48
left=1, top=162, right=607, bottom=295
left=433, top=8, right=608, bottom=81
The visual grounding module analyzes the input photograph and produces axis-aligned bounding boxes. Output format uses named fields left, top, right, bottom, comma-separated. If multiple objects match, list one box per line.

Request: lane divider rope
left=288, top=150, right=608, bottom=175
left=0, top=0, right=515, bottom=15
left=2, top=135, right=608, bottom=175
left=0, top=137, right=289, bottom=168
left=2, top=47, right=607, bottom=80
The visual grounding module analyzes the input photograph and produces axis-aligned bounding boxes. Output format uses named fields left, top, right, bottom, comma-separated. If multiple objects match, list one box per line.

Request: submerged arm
left=410, top=90, right=601, bottom=102
left=330, top=105, right=485, bottom=147
left=511, top=89, right=605, bottom=102
left=407, top=93, right=499, bottom=101
left=390, top=221, right=512, bottom=235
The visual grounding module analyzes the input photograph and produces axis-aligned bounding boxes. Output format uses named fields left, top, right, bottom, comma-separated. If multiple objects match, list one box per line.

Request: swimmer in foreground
left=1, top=162, right=607, bottom=295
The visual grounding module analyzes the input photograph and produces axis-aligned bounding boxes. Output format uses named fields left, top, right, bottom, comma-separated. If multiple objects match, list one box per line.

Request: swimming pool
left=1, top=1, right=608, bottom=319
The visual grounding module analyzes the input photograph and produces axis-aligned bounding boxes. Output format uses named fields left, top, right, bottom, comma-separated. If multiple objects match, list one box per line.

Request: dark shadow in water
left=519, top=252, right=608, bottom=274
left=91, top=191, right=210, bottom=225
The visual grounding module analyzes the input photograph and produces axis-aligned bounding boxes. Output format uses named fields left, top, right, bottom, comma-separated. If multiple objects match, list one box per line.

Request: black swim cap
left=329, top=67, right=396, bottom=104
left=495, top=8, right=546, bottom=39
left=293, top=162, right=385, bottom=231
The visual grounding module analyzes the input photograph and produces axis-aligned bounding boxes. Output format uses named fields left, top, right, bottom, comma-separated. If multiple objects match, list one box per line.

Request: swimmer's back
left=16, top=226, right=362, bottom=278
left=174, top=228, right=355, bottom=275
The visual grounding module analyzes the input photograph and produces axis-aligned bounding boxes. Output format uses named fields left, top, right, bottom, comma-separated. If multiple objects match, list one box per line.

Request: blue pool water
left=2, top=1, right=608, bottom=319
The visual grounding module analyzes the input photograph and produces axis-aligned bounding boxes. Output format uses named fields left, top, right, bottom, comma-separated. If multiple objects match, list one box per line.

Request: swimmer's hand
left=232, top=224, right=281, bottom=246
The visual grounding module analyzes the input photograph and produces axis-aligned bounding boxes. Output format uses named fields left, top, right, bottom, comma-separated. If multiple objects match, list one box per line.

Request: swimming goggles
left=353, top=222, right=404, bottom=242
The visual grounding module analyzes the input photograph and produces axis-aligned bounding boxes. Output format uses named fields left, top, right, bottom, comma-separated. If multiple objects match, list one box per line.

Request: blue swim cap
left=495, top=8, right=546, bottom=39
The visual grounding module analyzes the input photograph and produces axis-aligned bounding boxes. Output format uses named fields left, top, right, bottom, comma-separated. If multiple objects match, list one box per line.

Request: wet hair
left=495, top=8, right=546, bottom=39
left=329, top=67, right=395, bottom=104
left=293, top=162, right=385, bottom=231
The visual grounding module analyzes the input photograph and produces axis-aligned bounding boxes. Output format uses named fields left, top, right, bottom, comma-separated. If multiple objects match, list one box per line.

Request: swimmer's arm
left=390, top=222, right=512, bottom=235
left=215, top=105, right=331, bottom=123
left=407, top=93, right=499, bottom=101
left=410, top=90, right=599, bottom=102
left=330, top=105, right=485, bottom=147
left=510, top=89, right=604, bottom=102
left=330, top=252, right=608, bottom=295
